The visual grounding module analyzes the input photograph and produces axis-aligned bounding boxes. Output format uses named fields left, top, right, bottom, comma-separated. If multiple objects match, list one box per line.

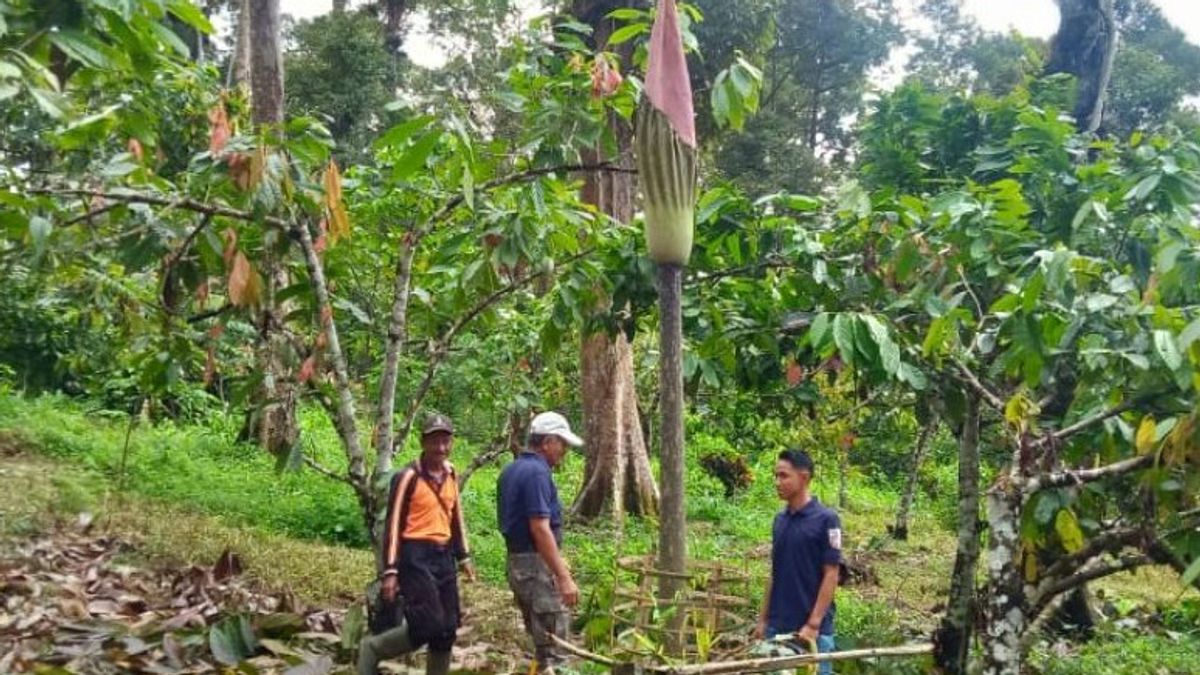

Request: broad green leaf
left=1154, top=330, right=1183, bottom=371
left=863, top=315, right=899, bottom=375
left=808, top=312, right=831, bottom=349
left=1055, top=509, right=1084, bottom=553
left=0, top=61, right=19, bottom=79
left=167, top=0, right=215, bottom=34
left=28, top=215, right=51, bottom=252
left=1136, top=416, right=1157, bottom=455
left=1179, top=318, right=1200, bottom=352
left=897, top=362, right=927, bottom=390
left=0, top=80, right=18, bottom=101
left=148, top=20, right=192, bottom=58
left=29, top=88, right=67, bottom=118
left=373, top=115, right=436, bottom=151
left=833, top=314, right=856, bottom=367
left=607, top=8, right=647, bottom=21
left=1034, top=491, right=1061, bottom=525
left=1182, top=555, right=1200, bottom=588
left=49, top=31, right=112, bottom=69
left=606, top=23, right=647, bottom=46
left=390, top=131, right=442, bottom=181
left=1157, top=241, right=1185, bottom=274
left=1123, top=173, right=1161, bottom=202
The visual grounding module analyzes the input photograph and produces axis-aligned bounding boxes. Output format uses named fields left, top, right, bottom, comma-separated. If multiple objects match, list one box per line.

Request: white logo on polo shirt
left=829, top=528, right=842, bottom=550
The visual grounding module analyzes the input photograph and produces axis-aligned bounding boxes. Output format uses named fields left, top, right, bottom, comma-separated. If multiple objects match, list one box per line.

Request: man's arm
left=755, top=576, right=772, bottom=639
left=799, top=564, right=839, bottom=641
left=529, top=516, right=579, bottom=607
left=380, top=471, right=415, bottom=600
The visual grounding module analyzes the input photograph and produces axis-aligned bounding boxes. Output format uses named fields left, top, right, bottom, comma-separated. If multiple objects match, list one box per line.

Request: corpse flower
left=635, top=0, right=697, bottom=266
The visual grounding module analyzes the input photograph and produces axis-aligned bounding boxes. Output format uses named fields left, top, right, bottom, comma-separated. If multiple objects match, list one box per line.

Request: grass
left=2, top=391, right=1197, bottom=670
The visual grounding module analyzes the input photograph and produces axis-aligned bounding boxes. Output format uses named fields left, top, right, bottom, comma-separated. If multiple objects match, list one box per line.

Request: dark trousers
left=399, top=540, right=461, bottom=652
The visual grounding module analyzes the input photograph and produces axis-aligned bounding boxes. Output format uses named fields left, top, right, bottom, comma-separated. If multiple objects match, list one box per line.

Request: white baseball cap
left=530, top=411, right=584, bottom=447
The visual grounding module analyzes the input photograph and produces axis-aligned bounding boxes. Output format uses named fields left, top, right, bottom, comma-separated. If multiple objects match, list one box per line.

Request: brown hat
left=422, top=413, right=454, bottom=436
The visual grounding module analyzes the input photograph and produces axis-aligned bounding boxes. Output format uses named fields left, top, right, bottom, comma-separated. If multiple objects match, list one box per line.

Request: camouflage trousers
left=506, top=552, right=570, bottom=669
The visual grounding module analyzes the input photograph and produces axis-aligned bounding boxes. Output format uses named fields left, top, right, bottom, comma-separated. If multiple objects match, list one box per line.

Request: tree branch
left=948, top=360, right=1006, bottom=411
left=1028, top=454, right=1153, bottom=492
left=292, top=219, right=369, bottom=505
left=1031, top=554, right=1154, bottom=620
left=29, top=188, right=289, bottom=228
left=391, top=249, right=593, bottom=454
left=1039, top=399, right=1139, bottom=447
left=1037, top=525, right=1150, bottom=584
left=304, top=455, right=355, bottom=487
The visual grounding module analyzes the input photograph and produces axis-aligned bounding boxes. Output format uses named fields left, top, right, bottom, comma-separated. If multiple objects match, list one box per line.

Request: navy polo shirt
left=767, top=498, right=842, bottom=635
left=497, top=452, right=563, bottom=552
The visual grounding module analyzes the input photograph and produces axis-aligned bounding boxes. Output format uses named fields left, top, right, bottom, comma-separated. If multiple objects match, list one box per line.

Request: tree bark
left=575, top=332, right=660, bottom=520
left=249, top=0, right=284, bottom=126
left=980, top=473, right=1027, bottom=675
left=244, top=0, right=296, bottom=460
left=1046, top=0, right=1118, bottom=133
left=657, top=263, right=687, bottom=652
left=934, top=394, right=981, bottom=675
left=572, top=0, right=659, bottom=522
left=373, top=238, right=416, bottom=475
left=228, top=0, right=252, bottom=90
left=893, top=419, right=938, bottom=540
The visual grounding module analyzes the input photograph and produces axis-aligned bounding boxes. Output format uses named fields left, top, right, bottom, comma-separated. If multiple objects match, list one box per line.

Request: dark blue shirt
left=497, top=452, right=563, bottom=552
left=767, top=498, right=842, bottom=636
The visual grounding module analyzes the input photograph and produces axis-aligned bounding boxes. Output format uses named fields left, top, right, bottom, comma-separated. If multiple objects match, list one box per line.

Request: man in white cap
left=496, top=411, right=584, bottom=674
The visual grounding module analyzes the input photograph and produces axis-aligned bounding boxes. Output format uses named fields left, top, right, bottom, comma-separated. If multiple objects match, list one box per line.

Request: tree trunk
left=384, top=0, right=412, bottom=51
left=228, top=0, right=252, bottom=90
left=933, top=394, right=981, bottom=675
left=980, top=477, right=1027, bottom=675
left=893, top=419, right=938, bottom=540
left=1046, top=0, right=1118, bottom=133
left=244, top=0, right=297, bottom=460
left=657, top=263, right=687, bottom=652
left=575, top=332, right=660, bottom=519
left=249, top=0, right=284, bottom=126
left=373, top=239, right=416, bottom=475
left=572, top=0, right=659, bottom=522
left=837, top=446, right=849, bottom=510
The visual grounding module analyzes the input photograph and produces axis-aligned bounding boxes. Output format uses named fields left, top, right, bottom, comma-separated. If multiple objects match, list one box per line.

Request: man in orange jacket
left=358, top=413, right=476, bottom=675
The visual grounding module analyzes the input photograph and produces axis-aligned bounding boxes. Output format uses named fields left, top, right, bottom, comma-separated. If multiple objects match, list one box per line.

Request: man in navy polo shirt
left=755, top=449, right=842, bottom=674
left=497, top=411, right=584, bottom=674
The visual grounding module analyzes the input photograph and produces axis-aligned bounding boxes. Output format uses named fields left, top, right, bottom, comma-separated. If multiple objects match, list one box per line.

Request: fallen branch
left=547, top=634, right=934, bottom=674
left=663, top=643, right=934, bottom=675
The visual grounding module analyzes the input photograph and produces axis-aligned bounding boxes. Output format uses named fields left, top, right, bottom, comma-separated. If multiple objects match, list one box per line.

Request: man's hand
left=557, top=574, right=580, bottom=607
left=461, top=560, right=478, bottom=583
left=796, top=623, right=819, bottom=648
left=752, top=618, right=767, bottom=641
left=382, top=575, right=399, bottom=603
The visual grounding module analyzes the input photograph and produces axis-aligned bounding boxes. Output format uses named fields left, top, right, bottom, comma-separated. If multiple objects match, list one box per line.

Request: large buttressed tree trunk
left=1046, top=0, right=1118, bottom=133
left=572, top=0, right=660, bottom=521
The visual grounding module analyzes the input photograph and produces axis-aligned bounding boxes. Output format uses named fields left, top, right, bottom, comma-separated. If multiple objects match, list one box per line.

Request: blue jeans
left=767, top=626, right=835, bottom=675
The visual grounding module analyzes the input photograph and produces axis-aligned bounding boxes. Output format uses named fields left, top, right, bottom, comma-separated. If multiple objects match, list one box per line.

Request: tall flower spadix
left=635, top=0, right=697, bottom=265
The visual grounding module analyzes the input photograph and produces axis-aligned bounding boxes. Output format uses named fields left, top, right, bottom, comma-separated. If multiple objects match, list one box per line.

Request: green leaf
left=1154, top=330, right=1183, bottom=371
left=0, top=81, right=18, bottom=101
left=897, top=362, right=927, bottom=390
left=607, top=8, right=647, bottom=21
left=167, top=0, right=215, bottom=34
left=374, top=115, right=436, bottom=151
left=1055, top=509, right=1084, bottom=553
left=808, top=312, right=831, bottom=349
left=209, top=616, right=256, bottom=665
left=148, top=20, right=192, bottom=58
left=29, top=88, right=68, bottom=118
left=1124, top=173, right=1161, bottom=202
left=1034, top=491, right=1061, bottom=525
left=390, top=131, right=442, bottom=181
left=28, top=215, right=51, bottom=252
left=1182, top=555, right=1200, bottom=588
left=863, top=316, right=900, bottom=375
left=606, top=23, right=647, bottom=46
left=1179, top=318, right=1200, bottom=352
left=49, top=31, right=112, bottom=69
left=832, top=314, right=856, bottom=367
